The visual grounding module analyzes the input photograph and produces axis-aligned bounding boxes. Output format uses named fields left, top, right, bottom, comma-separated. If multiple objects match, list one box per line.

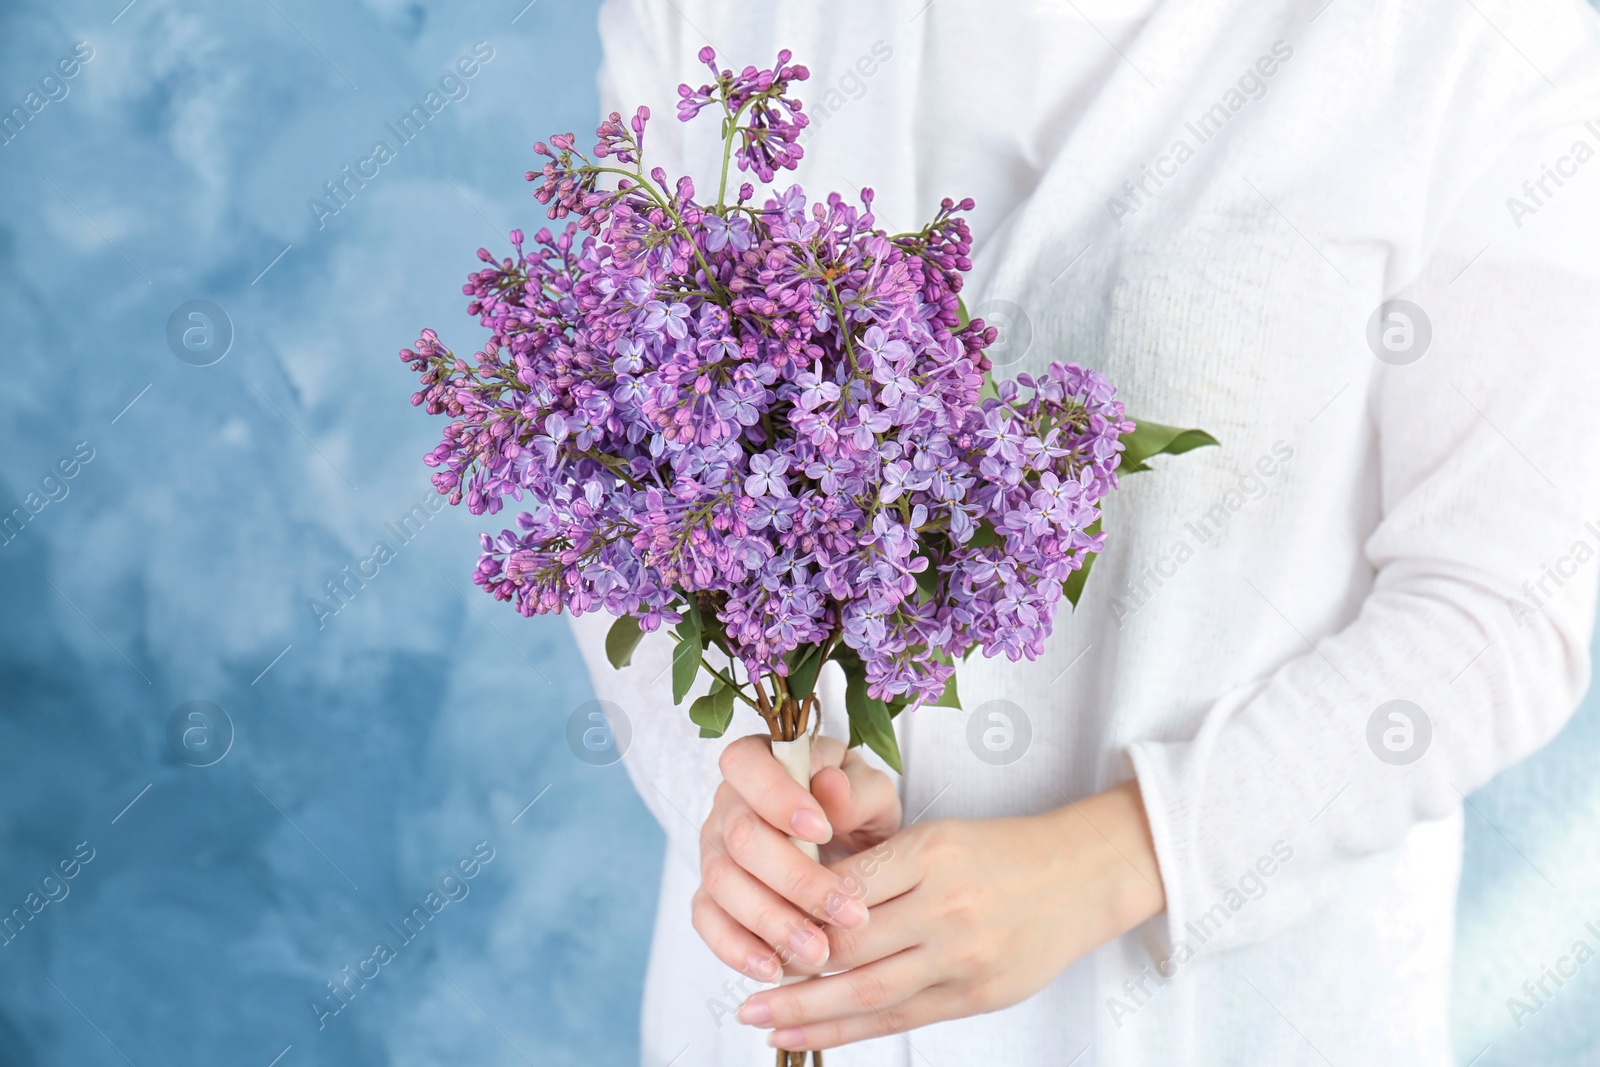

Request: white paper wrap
left=768, top=734, right=819, bottom=989
left=768, top=735, right=819, bottom=861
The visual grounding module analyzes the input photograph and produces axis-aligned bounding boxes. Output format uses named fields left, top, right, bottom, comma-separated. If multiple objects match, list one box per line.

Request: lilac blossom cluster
left=400, top=47, right=1131, bottom=709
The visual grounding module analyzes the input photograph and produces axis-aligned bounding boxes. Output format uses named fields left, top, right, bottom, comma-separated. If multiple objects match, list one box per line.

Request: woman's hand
left=693, top=734, right=904, bottom=980
left=736, top=779, right=1167, bottom=1053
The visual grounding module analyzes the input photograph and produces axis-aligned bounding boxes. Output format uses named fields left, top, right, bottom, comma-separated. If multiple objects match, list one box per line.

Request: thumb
left=811, top=748, right=900, bottom=838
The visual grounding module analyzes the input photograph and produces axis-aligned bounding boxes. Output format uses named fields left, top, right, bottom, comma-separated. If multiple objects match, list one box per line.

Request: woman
left=572, top=0, right=1600, bottom=1062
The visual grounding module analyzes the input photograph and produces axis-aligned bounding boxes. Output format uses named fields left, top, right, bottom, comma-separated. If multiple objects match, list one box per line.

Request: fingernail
left=770, top=1028, right=806, bottom=1050
left=738, top=999, right=773, bottom=1026
left=745, top=953, right=779, bottom=983
left=824, top=892, right=867, bottom=928
left=788, top=925, right=828, bottom=965
left=790, top=808, right=830, bottom=843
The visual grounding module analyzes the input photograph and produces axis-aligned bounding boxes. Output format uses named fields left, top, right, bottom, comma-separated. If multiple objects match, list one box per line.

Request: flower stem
left=716, top=97, right=757, bottom=209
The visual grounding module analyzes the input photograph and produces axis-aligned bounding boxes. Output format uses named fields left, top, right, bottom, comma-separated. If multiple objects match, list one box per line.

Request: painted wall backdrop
left=0, top=3, right=662, bottom=1066
left=0, top=3, right=1595, bottom=1066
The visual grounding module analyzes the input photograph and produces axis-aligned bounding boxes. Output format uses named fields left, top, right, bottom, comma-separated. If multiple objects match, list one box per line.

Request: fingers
left=809, top=735, right=847, bottom=771
left=827, top=828, right=926, bottom=908
left=766, top=988, right=963, bottom=1052
left=720, top=801, right=869, bottom=930
left=740, top=897, right=924, bottom=1020
left=702, top=834, right=833, bottom=968
left=812, top=748, right=903, bottom=840
left=689, top=889, right=783, bottom=983
left=819, top=895, right=923, bottom=971
left=737, top=950, right=951, bottom=1045
left=720, top=735, right=832, bottom=845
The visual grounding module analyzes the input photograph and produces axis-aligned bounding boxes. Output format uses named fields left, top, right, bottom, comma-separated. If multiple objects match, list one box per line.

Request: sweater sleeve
left=1125, top=119, right=1600, bottom=955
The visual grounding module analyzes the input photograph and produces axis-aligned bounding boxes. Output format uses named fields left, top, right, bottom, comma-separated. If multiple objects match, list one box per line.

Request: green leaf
left=1064, top=553, right=1099, bottom=608
left=1120, top=418, right=1219, bottom=474
left=688, top=596, right=733, bottom=659
left=605, top=615, right=646, bottom=670
left=786, top=643, right=827, bottom=702
left=842, top=657, right=903, bottom=774
left=913, top=560, right=939, bottom=605
left=832, top=645, right=862, bottom=672
left=931, top=670, right=962, bottom=709
left=979, top=370, right=1000, bottom=403
left=705, top=627, right=733, bottom=658
left=967, top=519, right=1003, bottom=549
left=689, top=680, right=736, bottom=738
left=671, top=639, right=701, bottom=705
left=955, top=295, right=971, bottom=331
left=682, top=596, right=706, bottom=642
left=1063, top=518, right=1103, bottom=609
left=671, top=608, right=703, bottom=706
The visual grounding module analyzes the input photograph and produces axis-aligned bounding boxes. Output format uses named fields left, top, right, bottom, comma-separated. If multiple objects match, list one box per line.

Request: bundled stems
left=755, top=682, right=816, bottom=743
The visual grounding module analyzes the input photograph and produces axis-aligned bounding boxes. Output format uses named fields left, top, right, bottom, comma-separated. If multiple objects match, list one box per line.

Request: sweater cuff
left=1124, top=738, right=1202, bottom=959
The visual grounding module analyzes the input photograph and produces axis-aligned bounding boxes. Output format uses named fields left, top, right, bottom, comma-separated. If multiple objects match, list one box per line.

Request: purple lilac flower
left=400, top=48, right=1133, bottom=709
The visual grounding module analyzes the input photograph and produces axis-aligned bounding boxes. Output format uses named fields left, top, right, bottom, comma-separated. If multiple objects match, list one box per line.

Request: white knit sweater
left=573, top=1, right=1600, bottom=1063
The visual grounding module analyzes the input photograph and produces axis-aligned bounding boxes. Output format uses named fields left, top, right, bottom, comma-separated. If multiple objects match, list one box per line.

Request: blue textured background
left=0, top=3, right=1596, bottom=1065
left=0, top=3, right=661, bottom=1065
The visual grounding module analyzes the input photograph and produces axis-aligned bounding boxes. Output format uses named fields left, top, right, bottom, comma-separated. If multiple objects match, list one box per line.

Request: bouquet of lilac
left=400, top=46, right=1211, bottom=776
